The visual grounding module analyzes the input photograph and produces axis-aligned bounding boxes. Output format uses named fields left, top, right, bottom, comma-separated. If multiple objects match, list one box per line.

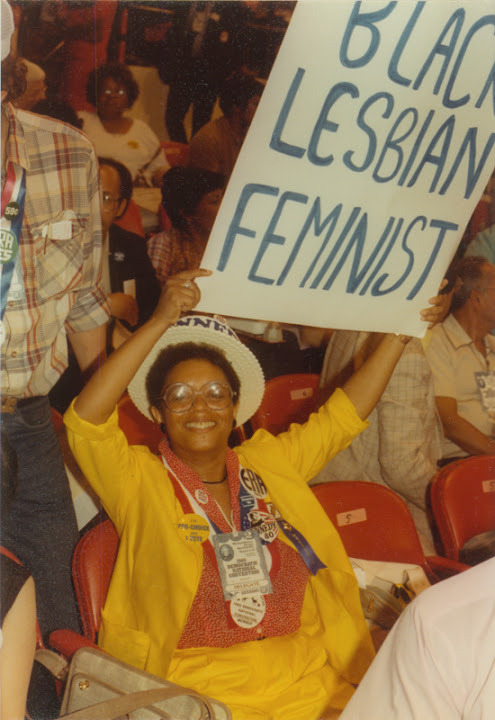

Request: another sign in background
left=198, top=0, right=495, bottom=336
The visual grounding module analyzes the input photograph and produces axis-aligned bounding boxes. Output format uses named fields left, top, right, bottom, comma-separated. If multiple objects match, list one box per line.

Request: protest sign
left=197, top=0, right=495, bottom=336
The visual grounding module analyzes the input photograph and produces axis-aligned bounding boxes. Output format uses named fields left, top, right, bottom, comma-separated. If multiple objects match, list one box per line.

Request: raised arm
left=73, top=269, right=210, bottom=425
left=341, top=333, right=408, bottom=420
left=435, top=396, right=495, bottom=456
left=341, top=289, right=445, bottom=421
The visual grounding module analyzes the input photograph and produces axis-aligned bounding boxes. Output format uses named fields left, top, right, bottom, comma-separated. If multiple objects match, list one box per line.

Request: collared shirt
left=147, top=227, right=206, bottom=287
left=340, top=557, right=495, bottom=720
left=313, top=330, right=443, bottom=554
left=425, top=314, right=495, bottom=458
left=1, top=103, right=109, bottom=397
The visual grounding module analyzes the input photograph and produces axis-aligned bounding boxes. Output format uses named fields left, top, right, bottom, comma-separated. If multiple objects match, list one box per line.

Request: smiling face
left=151, top=358, right=237, bottom=463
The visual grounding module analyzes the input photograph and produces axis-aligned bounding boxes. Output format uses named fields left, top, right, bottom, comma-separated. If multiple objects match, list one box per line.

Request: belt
left=0, top=395, right=42, bottom=414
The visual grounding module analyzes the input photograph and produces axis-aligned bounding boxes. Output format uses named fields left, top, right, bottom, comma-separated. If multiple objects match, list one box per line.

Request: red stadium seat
left=117, top=392, right=163, bottom=450
left=49, top=520, right=118, bottom=657
left=162, top=141, right=189, bottom=167
left=312, top=480, right=467, bottom=580
left=71, top=519, right=119, bottom=642
left=114, top=198, right=145, bottom=238
left=430, top=455, right=495, bottom=562
left=250, top=373, right=320, bottom=435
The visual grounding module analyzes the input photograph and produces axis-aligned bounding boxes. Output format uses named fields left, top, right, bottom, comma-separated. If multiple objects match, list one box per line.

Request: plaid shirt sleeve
left=64, top=144, right=109, bottom=334
left=147, top=230, right=172, bottom=287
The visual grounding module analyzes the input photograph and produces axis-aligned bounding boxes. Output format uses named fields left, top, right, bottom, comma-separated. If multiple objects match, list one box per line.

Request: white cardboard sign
left=198, top=0, right=495, bottom=336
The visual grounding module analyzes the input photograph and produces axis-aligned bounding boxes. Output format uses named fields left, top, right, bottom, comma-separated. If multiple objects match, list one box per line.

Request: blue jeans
left=1, top=396, right=80, bottom=638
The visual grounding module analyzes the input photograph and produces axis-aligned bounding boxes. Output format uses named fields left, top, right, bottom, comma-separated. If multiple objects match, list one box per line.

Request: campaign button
left=240, top=468, right=267, bottom=499
left=240, top=493, right=256, bottom=510
left=177, top=513, right=209, bottom=544
left=230, top=593, right=266, bottom=628
left=4, top=201, right=19, bottom=219
left=195, top=488, right=209, bottom=505
left=0, top=229, right=18, bottom=264
left=247, top=511, right=279, bottom=543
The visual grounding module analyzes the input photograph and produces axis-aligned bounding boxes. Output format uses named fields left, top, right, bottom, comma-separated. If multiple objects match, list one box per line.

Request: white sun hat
left=128, top=315, right=265, bottom=427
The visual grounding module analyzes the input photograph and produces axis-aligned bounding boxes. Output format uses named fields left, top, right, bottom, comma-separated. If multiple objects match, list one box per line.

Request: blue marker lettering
left=407, top=219, right=458, bottom=299
left=439, top=128, right=495, bottom=199
left=217, top=184, right=279, bottom=272
left=444, top=16, right=495, bottom=110
left=340, top=1, right=396, bottom=68
left=407, top=115, right=455, bottom=193
left=269, top=68, right=307, bottom=159
left=248, top=191, right=308, bottom=285
left=388, top=3, right=425, bottom=87
left=413, top=9, right=465, bottom=95
left=308, top=83, right=359, bottom=166
left=343, top=91, right=393, bottom=173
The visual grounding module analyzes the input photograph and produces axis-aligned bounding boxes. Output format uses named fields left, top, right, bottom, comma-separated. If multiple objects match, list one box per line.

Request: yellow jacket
left=65, top=389, right=374, bottom=720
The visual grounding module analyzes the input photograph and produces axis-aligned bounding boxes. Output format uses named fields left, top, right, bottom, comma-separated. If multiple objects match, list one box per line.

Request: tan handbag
left=37, top=646, right=231, bottom=720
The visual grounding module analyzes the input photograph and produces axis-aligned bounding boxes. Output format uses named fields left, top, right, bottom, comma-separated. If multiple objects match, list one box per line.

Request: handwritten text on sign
left=198, top=0, right=495, bottom=335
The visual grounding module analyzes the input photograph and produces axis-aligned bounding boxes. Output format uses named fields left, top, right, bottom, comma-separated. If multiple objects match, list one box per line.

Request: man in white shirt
left=340, top=558, right=495, bottom=720
left=425, top=256, right=495, bottom=462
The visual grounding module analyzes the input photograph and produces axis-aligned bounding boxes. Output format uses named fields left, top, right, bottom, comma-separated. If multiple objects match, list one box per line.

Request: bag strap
left=61, top=686, right=215, bottom=720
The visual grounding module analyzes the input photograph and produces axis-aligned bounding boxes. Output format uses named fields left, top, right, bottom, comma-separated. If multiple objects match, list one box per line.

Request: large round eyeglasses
left=160, top=381, right=234, bottom=413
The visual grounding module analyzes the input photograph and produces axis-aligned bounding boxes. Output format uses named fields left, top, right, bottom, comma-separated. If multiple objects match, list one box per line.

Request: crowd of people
left=1, top=1, right=495, bottom=719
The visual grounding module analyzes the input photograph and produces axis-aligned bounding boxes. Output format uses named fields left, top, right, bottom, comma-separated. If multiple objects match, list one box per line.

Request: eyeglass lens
left=163, top=381, right=233, bottom=413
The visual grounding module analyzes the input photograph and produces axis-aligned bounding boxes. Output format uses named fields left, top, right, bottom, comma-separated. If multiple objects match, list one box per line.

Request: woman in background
left=147, top=166, right=224, bottom=286
left=79, top=63, right=168, bottom=187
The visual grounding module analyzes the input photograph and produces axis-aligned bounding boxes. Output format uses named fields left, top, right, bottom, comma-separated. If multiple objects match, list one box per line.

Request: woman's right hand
left=153, top=269, right=212, bottom=327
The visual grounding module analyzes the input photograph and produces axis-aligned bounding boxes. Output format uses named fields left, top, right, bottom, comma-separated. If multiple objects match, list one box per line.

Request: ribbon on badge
left=238, top=468, right=327, bottom=576
left=1, top=163, right=26, bottom=320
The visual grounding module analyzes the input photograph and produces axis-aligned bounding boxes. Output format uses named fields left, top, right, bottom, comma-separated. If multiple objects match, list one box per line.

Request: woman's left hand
left=420, top=279, right=450, bottom=328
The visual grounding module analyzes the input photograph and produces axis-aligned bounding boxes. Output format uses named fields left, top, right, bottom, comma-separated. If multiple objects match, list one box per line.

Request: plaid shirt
left=313, top=331, right=443, bottom=553
left=1, top=104, right=109, bottom=397
left=147, top=227, right=206, bottom=287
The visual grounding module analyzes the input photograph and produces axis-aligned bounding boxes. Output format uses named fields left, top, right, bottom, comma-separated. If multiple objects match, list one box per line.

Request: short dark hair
left=451, top=255, right=488, bottom=311
left=86, top=63, right=139, bottom=109
left=146, top=342, right=241, bottom=409
left=31, top=98, right=82, bottom=129
left=161, top=167, right=225, bottom=231
left=219, top=71, right=264, bottom=118
left=1, top=54, right=27, bottom=101
left=98, top=156, right=133, bottom=201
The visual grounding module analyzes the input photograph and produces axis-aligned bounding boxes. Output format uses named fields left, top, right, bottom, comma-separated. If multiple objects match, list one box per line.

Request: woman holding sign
left=64, top=270, right=442, bottom=720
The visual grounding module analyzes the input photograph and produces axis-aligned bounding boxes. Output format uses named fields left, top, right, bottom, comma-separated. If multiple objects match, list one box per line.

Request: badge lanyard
left=0, top=163, right=26, bottom=320
left=163, top=454, right=327, bottom=578
left=162, top=455, right=277, bottom=580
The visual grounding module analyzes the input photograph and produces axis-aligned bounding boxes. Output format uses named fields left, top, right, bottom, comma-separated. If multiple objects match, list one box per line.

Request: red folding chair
left=50, top=519, right=119, bottom=655
left=312, top=481, right=467, bottom=580
left=430, top=455, right=495, bottom=562
left=117, top=392, right=163, bottom=450
left=162, top=141, right=189, bottom=167
left=250, top=373, right=320, bottom=435
left=114, top=198, right=145, bottom=238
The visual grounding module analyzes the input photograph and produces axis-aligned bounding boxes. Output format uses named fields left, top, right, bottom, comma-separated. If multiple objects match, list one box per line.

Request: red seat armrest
left=48, top=629, right=98, bottom=659
left=425, top=555, right=470, bottom=580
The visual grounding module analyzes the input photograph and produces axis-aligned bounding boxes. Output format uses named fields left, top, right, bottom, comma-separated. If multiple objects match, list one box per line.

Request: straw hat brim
left=127, top=316, right=265, bottom=427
